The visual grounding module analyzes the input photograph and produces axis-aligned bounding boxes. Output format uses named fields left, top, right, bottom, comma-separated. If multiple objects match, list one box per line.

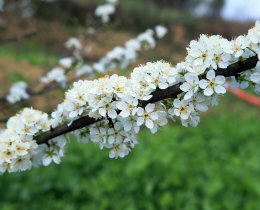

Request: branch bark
left=0, top=31, right=37, bottom=43
left=35, top=55, right=258, bottom=145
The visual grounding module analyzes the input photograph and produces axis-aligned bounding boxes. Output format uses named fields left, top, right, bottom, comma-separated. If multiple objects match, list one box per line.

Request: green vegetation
left=116, top=0, right=195, bottom=30
left=0, top=92, right=260, bottom=210
left=0, top=42, right=59, bottom=68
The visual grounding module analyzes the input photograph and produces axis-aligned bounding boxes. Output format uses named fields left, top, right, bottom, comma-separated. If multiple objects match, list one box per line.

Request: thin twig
left=0, top=31, right=37, bottom=43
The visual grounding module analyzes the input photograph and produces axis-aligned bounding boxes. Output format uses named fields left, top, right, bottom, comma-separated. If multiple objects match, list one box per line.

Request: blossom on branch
left=1, top=20, right=260, bottom=174
left=199, top=70, right=226, bottom=96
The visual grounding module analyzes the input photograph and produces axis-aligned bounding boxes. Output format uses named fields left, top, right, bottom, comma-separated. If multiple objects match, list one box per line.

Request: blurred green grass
left=0, top=42, right=59, bottom=68
left=0, top=91, right=260, bottom=210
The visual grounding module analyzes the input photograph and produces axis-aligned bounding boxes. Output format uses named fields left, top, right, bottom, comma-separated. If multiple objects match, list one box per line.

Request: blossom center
left=209, top=81, right=215, bottom=87
left=180, top=105, right=187, bottom=114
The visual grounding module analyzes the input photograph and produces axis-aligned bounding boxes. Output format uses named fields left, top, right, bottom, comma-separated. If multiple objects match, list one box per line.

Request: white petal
left=180, top=113, right=189, bottom=120
left=221, top=53, right=231, bottom=62
left=251, top=72, right=260, bottom=83
left=150, top=112, right=158, bottom=120
left=150, top=125, right=158, bottom=134
left=69, top=111, right=78, bottom=118
left=109, top=150, right=116, bottom=158
left=116, top=101, right=127, bottom=110
left=42, top=157, right=52, bottom=166
left=218, top=61, right=229, bottom=69
left=174, top=109, right=180, bottom=116
left=108, top=109, right=117, bottom=119
left=168, top=108, right=175, bottom=116
left=180, top=82, right=190, bottom=92
left=145, top=119, right=154, bottom=129
left=207, top=70, right=215, bottom=80
left=199, top=80, right=208, bottom=89
left=53, top=156, right=61, bottom=164
left=184, top=91, right=193, bottom=100
left=120, top=110, right=130, bottom=118
left=230, top=80, right=239, bottom=89
left=215, top=76, right=226, bottom=85
left=142, top=95, right=153, bottom=100
left=240, top=82, right=249, bottom=89
left=137, top=117, right=144, bottom=126
left=214, top=85, right=226, bottom=94
left=173, top=99, right=180, bottom=107
left=159, top=82, right=168, bottom=89
left=136, top=107, right=144, bottom=116
left=108, top=136, right=114, bottom=144
left=99, top=108, right=106, bottom=116
left=204, top=87, right=214, bottom=96
left=145, top=103, right=155, bottom=112
left=124, top=95, right=133, bottom=104
left=184, top=73, right=194, bottom=83
left=235, top=50, right=243, bottom=58
left=195, top=104, right=208, bottom=112
left=124, top=122, right=132, bottom=132
left=211, top=62, right=217, bottom=70
left=118, top=147, right=126, bottom=158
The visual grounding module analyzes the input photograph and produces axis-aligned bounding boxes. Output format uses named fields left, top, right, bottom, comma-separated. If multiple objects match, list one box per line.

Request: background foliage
left=0, top=0, right=259, bottom=209
left=1, top=96, right=260, bottom=210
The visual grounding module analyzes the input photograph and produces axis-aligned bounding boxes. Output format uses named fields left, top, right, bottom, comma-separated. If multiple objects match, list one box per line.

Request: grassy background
left=0, top=93, right=260, bottom=210
left=1, top=67, right=260, bottom=209
left=0, top=1, right=260, bottom=209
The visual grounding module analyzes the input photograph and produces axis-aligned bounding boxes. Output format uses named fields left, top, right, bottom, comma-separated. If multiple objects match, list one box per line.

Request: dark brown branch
left=214, top=56, right=258, bottom=77
left=36, top=116, right=101, bottom=145
left=143, top=55, right=258, bottom=106
left=34, top=55, right=259, bottom=145
left=0, top=31, right=37, bottom=43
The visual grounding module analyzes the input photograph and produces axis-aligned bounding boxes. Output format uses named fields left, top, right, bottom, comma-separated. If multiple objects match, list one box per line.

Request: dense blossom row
left=5, top=24, right=168, bottom=103
left=1, top=21, right=260, bottom=174
left=5, top=0, right=168, bottom=103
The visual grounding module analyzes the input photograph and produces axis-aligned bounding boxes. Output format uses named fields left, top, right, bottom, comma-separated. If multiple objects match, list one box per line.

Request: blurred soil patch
left=0, top=57, right=64, bottom=123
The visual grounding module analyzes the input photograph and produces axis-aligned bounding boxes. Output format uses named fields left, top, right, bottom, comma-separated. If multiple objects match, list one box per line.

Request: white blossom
left=117, top=94, right=138, bottom=117
left=199, top=70, right=226, bottom=96
left=40, top=67, right=66, bottom=87
left=64, top=37, right=82, bottom=50
left=173, top=99, right=194, bottom=120
left=59, top=57, right=74, bottom=69
left=155, top=25, right=168, bottom=38
left=180, top=73, right=199, bottom=100
left=109, top=143, right=128, bottom=159
left=89, top=127, right=107, bottom=149
left=136, top=103, right=158, bottom=129
left=6, top=81, right=29, bottom=104
left=95, top=3, right=115, bottom=23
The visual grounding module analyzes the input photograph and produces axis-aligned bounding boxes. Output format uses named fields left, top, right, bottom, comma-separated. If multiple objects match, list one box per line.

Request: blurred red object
left=227, top=85, right=260, bottom=107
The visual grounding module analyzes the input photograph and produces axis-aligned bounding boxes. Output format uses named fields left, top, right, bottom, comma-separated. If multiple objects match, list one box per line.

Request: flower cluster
left=4, top=25, right=168, bottom=105
left=0, top=108, right=66, bottom=173
left=130, top=61, right=177, bottom=100
left=95, top=0, right=117, bottom=23
left=0, top=108, right=46, bottom=173
left=3, top=0, right=168, bottom=105
left=49, top=20, right=260, bottom=158
left=155, top=25, right=168, bottom=39
left=6, top=81, right=29, bottom=104
left=92, top=25, right=168, bottom=74
left=39, top=67, right=66, bottom=87
left=1, top=20, right=260, bottom=175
